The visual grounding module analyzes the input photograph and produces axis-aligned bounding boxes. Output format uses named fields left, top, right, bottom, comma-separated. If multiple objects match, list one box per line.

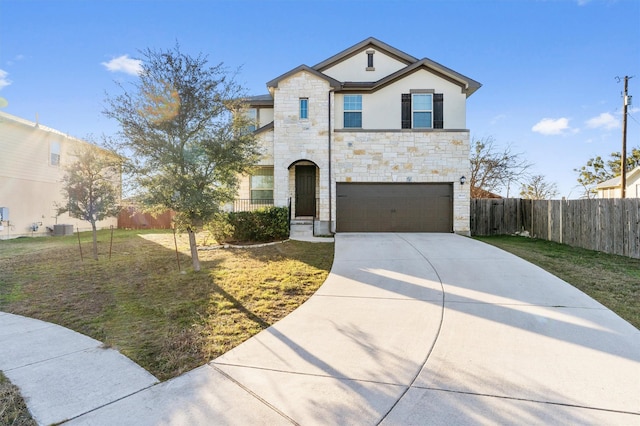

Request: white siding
left=0, top=112, right=118, bottom=239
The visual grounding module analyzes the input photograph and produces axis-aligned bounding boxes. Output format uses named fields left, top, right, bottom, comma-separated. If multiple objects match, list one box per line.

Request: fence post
left=558, top=200, right=564, bottom=244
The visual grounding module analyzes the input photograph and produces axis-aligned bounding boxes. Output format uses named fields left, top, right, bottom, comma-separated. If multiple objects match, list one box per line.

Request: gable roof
left=265, top=37, right=481, bottom=98
left=340, top=57, right=481, bottom=97
left=266, top=65, right=342, bottom=90
left=313, top=37, right=418, bottom=71
left=596, top=166, right=640, bottom=189
left=245, top=94, right=273, bottom=107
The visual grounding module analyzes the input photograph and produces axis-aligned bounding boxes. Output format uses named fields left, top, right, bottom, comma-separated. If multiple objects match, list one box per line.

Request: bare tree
left=520, top=174, right=559, bottom=200
left=469, top=136, right=532, bottom=198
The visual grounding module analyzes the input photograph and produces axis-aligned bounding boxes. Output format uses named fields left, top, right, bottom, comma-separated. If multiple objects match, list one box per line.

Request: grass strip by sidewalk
left=475, top=235, right=640, bottom=329
left=0, top=229, right=334, bottom=381
left=0, top=371, right=36, bottom=426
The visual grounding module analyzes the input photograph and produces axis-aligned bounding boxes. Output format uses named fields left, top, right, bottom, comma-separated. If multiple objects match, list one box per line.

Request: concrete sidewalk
left=0, top=312, right=158, bottom=425
left=2, top=233, right=639, bottom=425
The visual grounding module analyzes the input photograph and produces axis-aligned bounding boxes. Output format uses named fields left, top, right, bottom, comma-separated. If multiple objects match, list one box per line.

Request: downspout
left=328, top=89, right=334, bottom=234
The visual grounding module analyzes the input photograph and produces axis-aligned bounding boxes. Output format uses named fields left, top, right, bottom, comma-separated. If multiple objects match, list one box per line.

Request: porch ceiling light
left=460, top=176, right=466, bottom=185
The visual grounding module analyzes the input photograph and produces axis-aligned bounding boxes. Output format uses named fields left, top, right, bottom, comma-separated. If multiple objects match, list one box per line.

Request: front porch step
left=290, top=220, right=314, bottom=238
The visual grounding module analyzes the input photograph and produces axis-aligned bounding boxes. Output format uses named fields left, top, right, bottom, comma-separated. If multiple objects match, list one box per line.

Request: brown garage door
left=336, top=183, right=453, bottom=232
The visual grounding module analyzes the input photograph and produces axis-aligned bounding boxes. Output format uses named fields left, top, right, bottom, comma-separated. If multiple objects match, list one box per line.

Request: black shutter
left=433, top=93, right=444, bottom=129
left=401, top=94, right=411, bottom=129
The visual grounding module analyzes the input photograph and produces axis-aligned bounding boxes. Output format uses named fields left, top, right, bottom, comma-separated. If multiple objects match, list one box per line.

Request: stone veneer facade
left=332, top=130, right=470, bottom=234
left=249, top=70, right=471, bottom=235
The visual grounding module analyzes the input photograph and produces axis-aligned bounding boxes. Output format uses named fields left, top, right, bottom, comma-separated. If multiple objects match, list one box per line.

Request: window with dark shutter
left=433, top=93, right=444, bottom=129
left=401, top=92, right=444, bottom=129
left=401, top=94, right=411, bottom=129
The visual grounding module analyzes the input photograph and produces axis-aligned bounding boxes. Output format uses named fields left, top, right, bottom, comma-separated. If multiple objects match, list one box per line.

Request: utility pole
left=621, top=76, right=630, bottom=198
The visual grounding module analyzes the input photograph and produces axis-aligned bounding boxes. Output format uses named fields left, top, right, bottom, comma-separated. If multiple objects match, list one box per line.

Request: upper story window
left=299, top=98, right=308, bottom=119
left=344, top=95, right=362, bottom=128
left=412, top=93, right=433, bottom=128
left=366, top=50, right=375, bottom=71
left=50, top=141, right=60, bottom=166
left=401, top=92, right=444, bottom=129
left=247, top=108, right=257, bottom=132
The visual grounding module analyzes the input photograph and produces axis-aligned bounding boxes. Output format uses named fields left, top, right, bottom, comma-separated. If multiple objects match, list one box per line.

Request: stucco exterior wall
left=334, top=69, right=467, bottom=130
left=320, top=49, right=408, bottom=82
left=0, top=113, right=118, bottom=239
left=257, top=108, right=274, bottom=128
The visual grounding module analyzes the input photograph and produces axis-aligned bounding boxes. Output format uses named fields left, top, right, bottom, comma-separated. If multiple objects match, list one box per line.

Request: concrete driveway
left=5, top=233, right=639, bottom=425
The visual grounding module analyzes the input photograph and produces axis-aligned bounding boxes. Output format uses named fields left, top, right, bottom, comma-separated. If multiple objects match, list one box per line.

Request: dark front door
left=295, top=166, right=316, bottom=217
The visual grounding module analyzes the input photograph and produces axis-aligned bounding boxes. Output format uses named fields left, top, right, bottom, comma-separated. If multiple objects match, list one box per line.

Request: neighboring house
left=471, top=187, right=502, bottom=199
left=236, top=37, right=481, bottom=235
left=0, top=111, right=119, bottom=239
left=596, top=167, right=640, bottom=198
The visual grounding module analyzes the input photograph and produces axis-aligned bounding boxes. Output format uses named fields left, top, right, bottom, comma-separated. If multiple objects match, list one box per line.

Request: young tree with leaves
left=104, top=44, right=259, bottom=271
left=469, top=136, right=532, bottom=198
left=59, top=144, right=121, bottom=260
left=519, top=174, right=559, bottom=200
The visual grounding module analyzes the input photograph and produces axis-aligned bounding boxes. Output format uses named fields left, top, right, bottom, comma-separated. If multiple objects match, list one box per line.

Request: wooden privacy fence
left=471, top=198, right=640, bottom=259
left=118, top=207, right=175, bottom=229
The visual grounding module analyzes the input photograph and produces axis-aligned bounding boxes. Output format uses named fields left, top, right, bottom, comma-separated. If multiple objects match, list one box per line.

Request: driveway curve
left=9, top=233, right=639, bottom=425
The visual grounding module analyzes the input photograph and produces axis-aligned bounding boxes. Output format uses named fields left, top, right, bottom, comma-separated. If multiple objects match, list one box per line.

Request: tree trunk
left=188, top=227, right=201, bottom=272
left=91, top=222, right=99, bottom=260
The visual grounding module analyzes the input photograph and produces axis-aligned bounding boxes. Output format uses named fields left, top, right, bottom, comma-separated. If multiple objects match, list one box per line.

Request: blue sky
left=1, top=0, right=638, bottom=198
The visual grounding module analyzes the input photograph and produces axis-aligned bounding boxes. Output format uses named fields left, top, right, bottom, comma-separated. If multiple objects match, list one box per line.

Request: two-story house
left=236, top=37, right=481, bottom=235
left=0, top=111, right=119, bottom=239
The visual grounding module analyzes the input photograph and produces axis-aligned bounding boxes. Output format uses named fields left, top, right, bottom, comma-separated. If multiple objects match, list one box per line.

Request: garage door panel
left=336, top=183, right=453, bottom=233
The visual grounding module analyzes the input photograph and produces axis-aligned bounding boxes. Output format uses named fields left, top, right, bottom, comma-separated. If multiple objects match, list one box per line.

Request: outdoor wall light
left=460, top=176, right=466, bottom=185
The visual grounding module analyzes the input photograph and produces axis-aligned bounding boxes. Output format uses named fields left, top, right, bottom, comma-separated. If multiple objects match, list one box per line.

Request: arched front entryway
left=288, top=160, right=319, bottom=218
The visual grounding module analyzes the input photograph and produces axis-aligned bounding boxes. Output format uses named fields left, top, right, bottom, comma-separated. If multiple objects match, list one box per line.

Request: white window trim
left=343, top=94, right=363, bottom=129
left=411, top=93, right=433, bottom=129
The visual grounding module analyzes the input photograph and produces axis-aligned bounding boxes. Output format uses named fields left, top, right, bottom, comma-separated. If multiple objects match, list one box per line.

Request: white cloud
left=101, top=55, right=142, bottom=76
left=7, top=54, right=25, bottom=66
left=0, top=69, right=11, bottom=90
left=531, top=117, right=574, bottom=135
left=490, top=114, right=507, bottom=125
left=585, top=112, right=619, bottom=130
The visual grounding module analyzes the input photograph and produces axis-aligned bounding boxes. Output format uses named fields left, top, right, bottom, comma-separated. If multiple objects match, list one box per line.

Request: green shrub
left=204, top=213, right=235, bottom=244
left=213, top=207, right=289, bottom=243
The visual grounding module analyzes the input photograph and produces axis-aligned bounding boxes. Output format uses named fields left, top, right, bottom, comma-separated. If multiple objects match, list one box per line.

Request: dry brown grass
left=0, top=372, right=36, bottom=426
left=0, top=230, right=334, bottom=381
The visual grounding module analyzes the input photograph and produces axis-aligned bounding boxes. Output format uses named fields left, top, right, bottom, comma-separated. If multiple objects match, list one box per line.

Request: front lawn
left=476, top=235, right=640, bottom=329
left=0, top=229, right=334, bottom=380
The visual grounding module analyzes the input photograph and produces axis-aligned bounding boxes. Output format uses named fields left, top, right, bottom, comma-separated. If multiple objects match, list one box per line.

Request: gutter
left=328, top=88, right=335, bottom=235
